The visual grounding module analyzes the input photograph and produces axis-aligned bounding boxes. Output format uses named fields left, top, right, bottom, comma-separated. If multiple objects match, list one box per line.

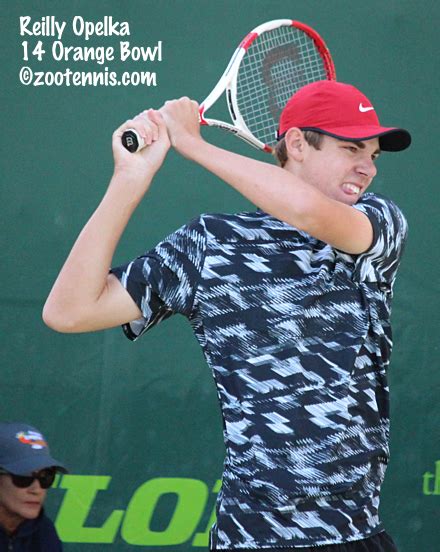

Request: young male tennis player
left=44, top=80, right=411, bottom=551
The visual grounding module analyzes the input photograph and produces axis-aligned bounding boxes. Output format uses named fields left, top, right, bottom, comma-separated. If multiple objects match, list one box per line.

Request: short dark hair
left=273, top=130, right=324, bottom=167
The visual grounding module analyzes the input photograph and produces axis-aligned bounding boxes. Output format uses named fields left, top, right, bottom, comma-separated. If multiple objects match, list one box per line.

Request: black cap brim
left=296, top=126, right=412, bottom=152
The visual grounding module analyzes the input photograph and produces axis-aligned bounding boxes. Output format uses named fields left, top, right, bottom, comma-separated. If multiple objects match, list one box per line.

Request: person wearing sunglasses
left=0, top=422, right=67, bottom=551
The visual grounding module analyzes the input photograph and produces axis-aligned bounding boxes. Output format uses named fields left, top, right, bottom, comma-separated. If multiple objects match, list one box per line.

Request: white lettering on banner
left=72, top=16, right=130, bottom=40
left=120, top=41, right=162, bottom=62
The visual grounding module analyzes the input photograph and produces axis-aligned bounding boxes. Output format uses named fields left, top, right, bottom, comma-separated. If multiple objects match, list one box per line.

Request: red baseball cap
left=278, top=80, right=411, bottom=151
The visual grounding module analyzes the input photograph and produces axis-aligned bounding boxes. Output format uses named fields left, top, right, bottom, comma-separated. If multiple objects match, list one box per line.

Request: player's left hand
left=160, top=97, right=202, bottom=157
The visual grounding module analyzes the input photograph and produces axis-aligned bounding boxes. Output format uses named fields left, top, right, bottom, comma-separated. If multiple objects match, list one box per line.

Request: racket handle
left=121, top=129, right=145, bottom=153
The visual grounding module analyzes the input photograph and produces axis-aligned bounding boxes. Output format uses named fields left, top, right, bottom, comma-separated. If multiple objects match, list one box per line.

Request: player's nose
left=356, top=156, right=377, bottom=179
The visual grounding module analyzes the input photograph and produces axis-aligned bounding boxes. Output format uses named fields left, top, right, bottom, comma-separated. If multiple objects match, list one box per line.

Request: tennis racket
left=122, top=19, right=336, bottom=153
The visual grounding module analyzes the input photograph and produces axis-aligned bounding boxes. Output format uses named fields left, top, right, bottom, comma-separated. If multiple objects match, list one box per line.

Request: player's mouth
left=341, top=183, right=362, bottom=196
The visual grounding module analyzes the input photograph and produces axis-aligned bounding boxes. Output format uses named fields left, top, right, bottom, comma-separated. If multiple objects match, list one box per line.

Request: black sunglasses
left=0, top=467, right=56, bottom=489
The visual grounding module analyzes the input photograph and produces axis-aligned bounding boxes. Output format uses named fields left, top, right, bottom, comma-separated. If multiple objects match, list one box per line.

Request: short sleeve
left=352, top=193, right=408, bottom=288
left=111, top=216, right=207, bottom=340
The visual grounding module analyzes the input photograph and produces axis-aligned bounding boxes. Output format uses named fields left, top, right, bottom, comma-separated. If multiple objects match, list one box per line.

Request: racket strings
left=236, top=26, right=329, bottom=147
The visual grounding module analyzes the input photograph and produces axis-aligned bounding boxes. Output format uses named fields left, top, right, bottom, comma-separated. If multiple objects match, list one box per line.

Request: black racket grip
left=121, top=129, right=145, bottom=153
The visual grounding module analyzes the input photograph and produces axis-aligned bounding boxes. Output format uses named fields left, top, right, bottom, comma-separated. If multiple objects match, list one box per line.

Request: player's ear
left=284, top=128, right=306, bottom=162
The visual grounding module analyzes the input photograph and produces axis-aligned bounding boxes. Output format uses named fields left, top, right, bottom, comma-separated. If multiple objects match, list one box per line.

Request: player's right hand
left=160, top=97, right=202, bottom=159
left=112, top=109, right=170, bottom=183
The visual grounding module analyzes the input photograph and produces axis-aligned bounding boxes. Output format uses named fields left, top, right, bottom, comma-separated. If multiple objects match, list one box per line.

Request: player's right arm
left=42, top=109, right=170, bottom=333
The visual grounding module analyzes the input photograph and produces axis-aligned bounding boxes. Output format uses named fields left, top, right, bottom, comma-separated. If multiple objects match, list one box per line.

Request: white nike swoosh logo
left=359, top=103, right=375, bottom=113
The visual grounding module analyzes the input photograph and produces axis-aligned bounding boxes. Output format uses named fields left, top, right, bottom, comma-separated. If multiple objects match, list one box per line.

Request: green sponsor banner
left=47, top=468, right=440, bottom=546
left=51, top=475, right=220, bottom=546
left=422, top=460, right=440, bottom=496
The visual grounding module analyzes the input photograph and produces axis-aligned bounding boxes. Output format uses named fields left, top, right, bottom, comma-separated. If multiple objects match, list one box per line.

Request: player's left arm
left=160, top=98, right=373, bottom=255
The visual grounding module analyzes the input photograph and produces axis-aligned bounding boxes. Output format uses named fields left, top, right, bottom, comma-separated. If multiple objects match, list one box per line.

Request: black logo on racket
left=262, top=44, right=303, bottom=123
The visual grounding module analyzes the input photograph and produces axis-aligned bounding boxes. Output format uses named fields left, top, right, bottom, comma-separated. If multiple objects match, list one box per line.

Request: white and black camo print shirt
left=112, top=193, right=408, bottom=550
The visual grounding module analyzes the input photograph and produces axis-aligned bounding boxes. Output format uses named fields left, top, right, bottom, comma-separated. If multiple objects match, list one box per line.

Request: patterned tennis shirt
left=111, top=192, right=408, bottom=550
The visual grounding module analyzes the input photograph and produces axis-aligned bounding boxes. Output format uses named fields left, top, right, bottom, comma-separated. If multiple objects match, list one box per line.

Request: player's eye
left=343, top=145, right=358, bottom=153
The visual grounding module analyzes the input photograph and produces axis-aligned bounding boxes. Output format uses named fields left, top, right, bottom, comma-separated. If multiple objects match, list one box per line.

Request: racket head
left=214, top=20, right=336, bottom=152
